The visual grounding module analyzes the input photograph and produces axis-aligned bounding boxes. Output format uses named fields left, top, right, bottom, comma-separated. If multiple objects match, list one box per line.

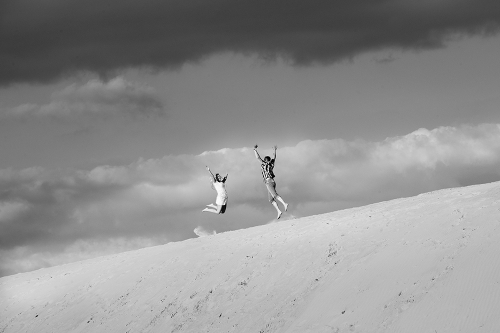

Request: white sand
left=2, top=181, right=500, bottom=333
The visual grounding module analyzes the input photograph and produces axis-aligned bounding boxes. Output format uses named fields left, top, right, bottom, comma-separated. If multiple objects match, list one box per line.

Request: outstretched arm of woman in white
left=205, top=166, right=216, bottom=182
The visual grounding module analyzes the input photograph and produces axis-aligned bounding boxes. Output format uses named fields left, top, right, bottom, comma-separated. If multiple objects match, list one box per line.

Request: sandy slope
left=1, top=182, right=500, bottom=333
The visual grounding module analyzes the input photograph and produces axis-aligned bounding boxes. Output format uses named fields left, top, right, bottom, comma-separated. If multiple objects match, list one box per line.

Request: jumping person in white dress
left=202, top=166, right=228, bottom=214
left=253, top=144, right=288, bottom=219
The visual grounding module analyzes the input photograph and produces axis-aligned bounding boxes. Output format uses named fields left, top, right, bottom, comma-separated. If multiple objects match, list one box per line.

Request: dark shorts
left=265, top=178, right=279, bottom=202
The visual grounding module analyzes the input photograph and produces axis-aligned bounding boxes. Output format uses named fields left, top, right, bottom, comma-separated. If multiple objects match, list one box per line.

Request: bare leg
left=276, top=196, right=288, bottom=211
left=206, top=203, right=217, bottom=209
left=266, top=181, right=287, bottom=213
left=271, top=201, right=282, bottom=219
left=202, top=205, right=222, bottom=214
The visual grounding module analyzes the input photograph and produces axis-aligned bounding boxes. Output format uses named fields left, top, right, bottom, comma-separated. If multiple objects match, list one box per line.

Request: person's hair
left=215, top=173, right=221, bottom=179
left=264, top=156, right=271, bottom=162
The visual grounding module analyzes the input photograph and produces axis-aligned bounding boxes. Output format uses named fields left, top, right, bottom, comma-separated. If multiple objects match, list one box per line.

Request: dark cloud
left=2, top=77, right=165, bottom=119
left=1, top=0, right=499, bottom=85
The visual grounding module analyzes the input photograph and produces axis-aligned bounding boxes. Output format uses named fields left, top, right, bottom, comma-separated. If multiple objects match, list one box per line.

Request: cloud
left=3, top=77, right=165, bottom=119
left=193, top=226, right=217, bottom=237
left=1, top=123, right=500, bottom=276
left=1, top=0, right=499, bottom=84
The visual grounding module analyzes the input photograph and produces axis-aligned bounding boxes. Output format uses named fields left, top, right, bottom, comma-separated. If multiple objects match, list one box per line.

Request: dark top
left=260, top=160, right=275, bottom=180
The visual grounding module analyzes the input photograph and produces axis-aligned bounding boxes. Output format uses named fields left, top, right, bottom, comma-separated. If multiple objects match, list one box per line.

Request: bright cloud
left=1, top=123, right=500, bottom=277
left=193, top=226, right=217, bottom=237
left=4, top=77, right=164, bottom=119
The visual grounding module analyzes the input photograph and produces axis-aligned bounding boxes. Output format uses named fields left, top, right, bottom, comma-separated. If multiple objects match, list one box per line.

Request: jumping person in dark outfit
left=253, top=144, right=288, bottom=219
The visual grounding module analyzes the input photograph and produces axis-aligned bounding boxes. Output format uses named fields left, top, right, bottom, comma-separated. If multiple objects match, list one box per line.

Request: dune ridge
left=2, top=181, right=500, bottom=333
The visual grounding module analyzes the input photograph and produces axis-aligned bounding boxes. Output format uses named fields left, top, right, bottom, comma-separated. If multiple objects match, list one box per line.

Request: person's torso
left=213, top=181, right=227, bottom=197
left=261, top=161, right=275, bottom=180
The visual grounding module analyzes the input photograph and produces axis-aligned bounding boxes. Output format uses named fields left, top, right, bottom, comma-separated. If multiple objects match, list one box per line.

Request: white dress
left=213, top=181, right=228, bottom=205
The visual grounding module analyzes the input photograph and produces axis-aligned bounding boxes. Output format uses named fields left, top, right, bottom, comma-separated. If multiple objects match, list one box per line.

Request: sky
left=1, top=0, right=500, bottom=277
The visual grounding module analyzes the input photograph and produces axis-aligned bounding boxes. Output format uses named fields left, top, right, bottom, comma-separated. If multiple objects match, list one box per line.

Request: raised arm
left=205, top=166, right=216, bottom=182
left=253, top=144, right=264, bottom=162
left=272, top=145, right=277, bottom=162
left=223, top=173, right=228, bottom=183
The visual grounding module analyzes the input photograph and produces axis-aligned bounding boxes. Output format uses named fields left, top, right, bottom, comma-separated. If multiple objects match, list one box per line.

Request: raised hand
left=254, top=144, right=258, bottom=149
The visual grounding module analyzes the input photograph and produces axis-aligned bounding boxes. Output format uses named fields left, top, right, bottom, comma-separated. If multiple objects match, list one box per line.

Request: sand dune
left=2, top=181, right=500, bottom=332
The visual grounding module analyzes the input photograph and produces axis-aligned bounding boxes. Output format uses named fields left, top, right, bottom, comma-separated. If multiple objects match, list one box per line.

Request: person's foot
left=277, top=211, right=282, bottom=220
left=284, top=203, right=289, bottom=212
left=202, top=208, right=211, bottom=213
left=206, top=204, right=217, bottom=208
